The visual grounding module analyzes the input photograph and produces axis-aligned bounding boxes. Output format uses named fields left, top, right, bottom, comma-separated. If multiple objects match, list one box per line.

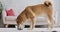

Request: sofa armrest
left=2, top=10, right=7, bottom=24
left=2, top=10, right=7, bottom=16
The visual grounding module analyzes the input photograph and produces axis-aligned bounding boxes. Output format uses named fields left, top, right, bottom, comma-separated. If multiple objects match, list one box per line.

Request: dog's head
left=44, top=1, right=52, bottom=7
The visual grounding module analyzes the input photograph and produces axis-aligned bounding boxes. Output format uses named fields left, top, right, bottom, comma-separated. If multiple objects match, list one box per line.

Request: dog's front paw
left=17, top=27, right=23, bottom=30
left=18, top=28, right=23, bottom=30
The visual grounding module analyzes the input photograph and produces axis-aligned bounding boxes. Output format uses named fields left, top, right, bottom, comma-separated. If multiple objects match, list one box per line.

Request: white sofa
left=2, top=10, right=49, bottom=28
left=2, top=10, right=17, bottom=27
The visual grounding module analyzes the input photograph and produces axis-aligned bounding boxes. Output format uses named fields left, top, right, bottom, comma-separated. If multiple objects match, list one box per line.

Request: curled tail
left=44, top=1, right=52, bottom=7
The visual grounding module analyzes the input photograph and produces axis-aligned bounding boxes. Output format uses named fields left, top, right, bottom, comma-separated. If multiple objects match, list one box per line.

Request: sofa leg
left=15, top=25, right=17, bottom=28
left=4, top=24, right=8, bottom=28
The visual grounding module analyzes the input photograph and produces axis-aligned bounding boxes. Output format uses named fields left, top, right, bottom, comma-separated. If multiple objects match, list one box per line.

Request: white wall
left=52, top=0, right=60, bottom=26
left=0, top=0, right=60, bottom=26
left=0, top=0, right=46, bottom=16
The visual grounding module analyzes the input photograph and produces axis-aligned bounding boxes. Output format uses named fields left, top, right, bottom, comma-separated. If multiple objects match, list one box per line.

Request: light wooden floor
left=0, top=28, right=60, bottom=32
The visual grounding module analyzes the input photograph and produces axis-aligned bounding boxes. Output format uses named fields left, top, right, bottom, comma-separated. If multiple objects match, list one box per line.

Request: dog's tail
left=44, top=1, right=52, bottom=7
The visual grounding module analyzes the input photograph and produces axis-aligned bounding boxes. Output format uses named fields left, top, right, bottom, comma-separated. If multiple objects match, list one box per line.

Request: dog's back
left=25, top=1, right=53, bottom=16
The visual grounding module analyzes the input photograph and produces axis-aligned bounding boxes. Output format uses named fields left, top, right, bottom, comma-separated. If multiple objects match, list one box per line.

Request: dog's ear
left=44, top=1, right=52, bottom=7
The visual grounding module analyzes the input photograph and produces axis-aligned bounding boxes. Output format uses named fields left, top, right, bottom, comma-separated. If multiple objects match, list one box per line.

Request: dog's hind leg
left=47, top=12, right=54, bottom=29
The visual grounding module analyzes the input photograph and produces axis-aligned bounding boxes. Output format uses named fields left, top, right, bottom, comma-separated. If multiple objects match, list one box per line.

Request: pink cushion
left=6, top=9, right=15, bottom=16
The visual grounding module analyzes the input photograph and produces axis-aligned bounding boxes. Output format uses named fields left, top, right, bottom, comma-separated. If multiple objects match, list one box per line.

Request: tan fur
left=16, top=1, right=54, bottom=29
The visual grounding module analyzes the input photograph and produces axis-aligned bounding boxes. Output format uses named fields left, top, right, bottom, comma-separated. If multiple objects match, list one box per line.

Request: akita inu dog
left=16, top=1, right=54, bottom=30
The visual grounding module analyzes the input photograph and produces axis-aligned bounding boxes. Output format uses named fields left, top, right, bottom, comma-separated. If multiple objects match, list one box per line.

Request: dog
left=16, top=1, right=54, bottom=30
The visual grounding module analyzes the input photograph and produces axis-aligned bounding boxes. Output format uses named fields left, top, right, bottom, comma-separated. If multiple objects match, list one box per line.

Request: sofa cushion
left=5, top=16, right=17, bottom=21
left=6, top=9, right=15, bottom=16
left=25, top=17, right=49, bottom=25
